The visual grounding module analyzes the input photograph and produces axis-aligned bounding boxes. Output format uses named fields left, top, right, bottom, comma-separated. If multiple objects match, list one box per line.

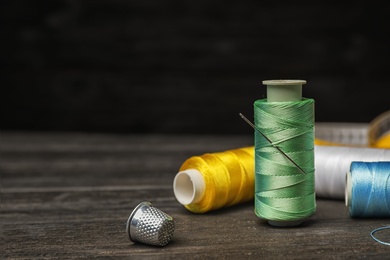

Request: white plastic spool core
left=345, top=171, right=352, bottom=208
left=262, top=79, right=307, bottom=226
left=173, top=169, right=205, bottom=205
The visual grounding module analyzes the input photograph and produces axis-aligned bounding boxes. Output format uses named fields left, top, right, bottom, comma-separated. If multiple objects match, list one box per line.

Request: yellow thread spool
left=173, top=147, right=254, bottom=213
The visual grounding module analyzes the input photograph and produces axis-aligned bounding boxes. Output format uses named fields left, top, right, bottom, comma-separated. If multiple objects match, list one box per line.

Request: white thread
left=315, top=146, right=390, bottom=199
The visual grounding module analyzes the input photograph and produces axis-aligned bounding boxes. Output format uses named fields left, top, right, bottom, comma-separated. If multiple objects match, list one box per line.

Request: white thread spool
left=260, top=79, right=309, bottom=227
left=315, top=146, right=390, bottom=199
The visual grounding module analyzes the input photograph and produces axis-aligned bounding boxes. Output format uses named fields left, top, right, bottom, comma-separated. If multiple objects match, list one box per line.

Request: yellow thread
left=178, top=146, right=254, bottom=213
left=374, top=135, right=390, bottom=148
left=314, top=138, right=342, bottom=146
left=368, top=111, right=390, bottom=148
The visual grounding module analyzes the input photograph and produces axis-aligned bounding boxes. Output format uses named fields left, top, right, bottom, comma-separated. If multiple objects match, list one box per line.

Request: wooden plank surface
left=1, top=132, right=390, bottom=259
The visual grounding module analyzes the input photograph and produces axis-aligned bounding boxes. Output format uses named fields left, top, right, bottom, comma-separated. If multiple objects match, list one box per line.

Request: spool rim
left=173, top=169, right=205, bottom=205
left=262, top=79, right=306, bottom=86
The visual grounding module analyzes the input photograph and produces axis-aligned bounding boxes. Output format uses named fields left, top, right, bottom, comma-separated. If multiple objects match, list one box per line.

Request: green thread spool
left=254, top=80, right=316, bottom=226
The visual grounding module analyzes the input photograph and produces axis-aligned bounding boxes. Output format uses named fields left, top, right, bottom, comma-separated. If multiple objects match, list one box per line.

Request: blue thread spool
left=346, top=161, right=390, bottom=218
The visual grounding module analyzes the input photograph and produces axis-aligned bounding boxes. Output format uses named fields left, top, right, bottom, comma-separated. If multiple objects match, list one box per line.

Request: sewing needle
left=239, top=113, right=306, bottom=174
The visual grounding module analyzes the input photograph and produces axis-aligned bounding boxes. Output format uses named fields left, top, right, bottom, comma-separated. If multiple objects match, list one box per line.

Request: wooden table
left=1, top=132, right=390, bottom=259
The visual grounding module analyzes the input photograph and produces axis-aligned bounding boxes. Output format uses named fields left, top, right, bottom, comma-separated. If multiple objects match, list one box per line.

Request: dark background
left=1, top=0, right=390, bottom=134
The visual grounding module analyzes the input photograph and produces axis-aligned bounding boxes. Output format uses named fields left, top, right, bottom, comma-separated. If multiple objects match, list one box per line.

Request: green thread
left=254, top=98, right=316, bottom=222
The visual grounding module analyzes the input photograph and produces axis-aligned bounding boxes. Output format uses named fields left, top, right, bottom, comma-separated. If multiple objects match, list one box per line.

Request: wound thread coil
left=173, top=146, right=254, bottom=213
left=346, top=161, right=390, bottom=218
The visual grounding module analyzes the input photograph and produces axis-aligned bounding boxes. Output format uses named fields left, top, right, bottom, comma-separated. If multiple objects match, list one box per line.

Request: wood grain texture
left=1, top=132, right=390, bottom=259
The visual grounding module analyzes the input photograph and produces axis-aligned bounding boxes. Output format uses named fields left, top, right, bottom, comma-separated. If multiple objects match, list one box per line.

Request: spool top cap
left=262, top=80, right=306, bottom=85
left=262, top=79, right=306, bottom=102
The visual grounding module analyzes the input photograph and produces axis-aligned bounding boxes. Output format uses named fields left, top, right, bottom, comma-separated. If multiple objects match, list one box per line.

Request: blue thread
left=348, top=162, right=390, bottom=245
left=349, top=161, right=390, bottom=218
left=370, top=226, right=390, bottom=246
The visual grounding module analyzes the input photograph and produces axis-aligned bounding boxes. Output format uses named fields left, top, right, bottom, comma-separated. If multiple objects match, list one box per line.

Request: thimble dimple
left=126, top=201, right=174, bottom=246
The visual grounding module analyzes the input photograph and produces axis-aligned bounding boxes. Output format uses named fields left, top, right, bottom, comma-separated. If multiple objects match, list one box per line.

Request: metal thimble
left=126, top=201, right=174, bottom=246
